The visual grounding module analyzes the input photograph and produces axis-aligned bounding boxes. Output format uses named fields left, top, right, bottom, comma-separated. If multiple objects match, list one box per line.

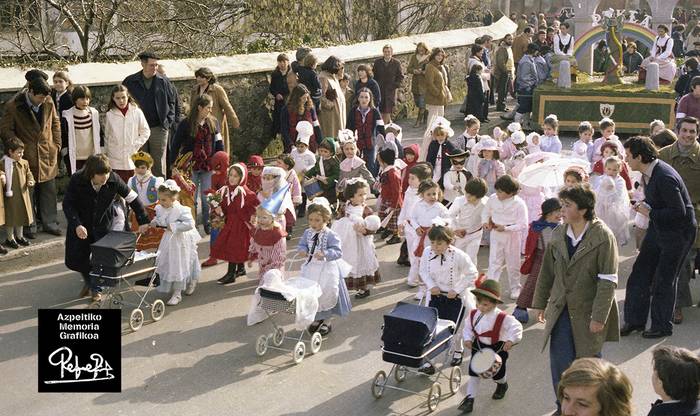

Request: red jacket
left=380, top=165, right=403, bottom=209
left=401, top=143, right=420, bottom=193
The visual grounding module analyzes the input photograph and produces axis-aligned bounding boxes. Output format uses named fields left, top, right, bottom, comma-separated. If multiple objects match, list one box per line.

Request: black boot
left=492, top=382, right=508, bottom=399
left=235, top=263, right=247, bottom=277
left=396, top=241, right=410, bottom=266
left=458, top=397, right=474, bottom=413
left=217, top=263, right=237, bottom=285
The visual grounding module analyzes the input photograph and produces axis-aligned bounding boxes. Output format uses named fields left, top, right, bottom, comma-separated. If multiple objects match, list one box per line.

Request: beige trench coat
left=532, top=219, right=620, bottom=358
left=318, top=70, right=346, bottom=139
left=0, top=158, right=34, bottom=226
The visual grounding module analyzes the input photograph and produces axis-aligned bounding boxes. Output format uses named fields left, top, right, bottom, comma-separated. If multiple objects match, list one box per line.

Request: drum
left=469, top=348, right=502, bottom=379
left=303, top=178, right=323, bottom=198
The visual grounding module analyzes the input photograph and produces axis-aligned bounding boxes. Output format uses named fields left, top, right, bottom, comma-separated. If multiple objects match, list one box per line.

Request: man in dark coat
left=123, top=51, right=177, bottom=177
left=621, top=136, right=697, bottom=338
left=373, top=44, right=404, bottom=123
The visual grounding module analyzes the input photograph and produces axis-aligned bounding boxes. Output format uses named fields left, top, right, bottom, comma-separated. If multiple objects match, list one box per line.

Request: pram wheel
left=151, top=299, right=165, bottom=321
left=310, top=332, right=323, bottom=354
left=449, top=366, right=462, bottom=394
left=394, top=365, right=407, bottom=382
left=255, top=335, right=269, bottom=356
left=272, top=328, right=285, bottom=347
left=371, top=370, right=387, bottom=398
left=427, top=382, right=441, bottom=412
left=292, top=342, right=306, bottom=364
left=129, top=308, right=144, bottom=331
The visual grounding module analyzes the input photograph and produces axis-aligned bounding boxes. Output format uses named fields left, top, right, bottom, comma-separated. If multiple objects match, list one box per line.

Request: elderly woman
left=318, top=56, right=347, bottom=138
left=532, top=185, right=620, bottom=413
left=189, top=67, right=239, bottom=154
left=63, top=154, right=149, bottom=303
left=558, top=358, right=633, bottom=416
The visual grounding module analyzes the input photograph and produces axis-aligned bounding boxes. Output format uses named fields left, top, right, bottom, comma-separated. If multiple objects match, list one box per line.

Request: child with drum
left=418, top=220, right=479, bottom=374
left=458, top=279, right=523, bottom=414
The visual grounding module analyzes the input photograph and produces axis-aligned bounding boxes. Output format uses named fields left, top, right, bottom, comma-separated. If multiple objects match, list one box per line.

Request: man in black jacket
left=621, top=137, right=697, bottom=339
left=123, top=51, right=176, bottom=177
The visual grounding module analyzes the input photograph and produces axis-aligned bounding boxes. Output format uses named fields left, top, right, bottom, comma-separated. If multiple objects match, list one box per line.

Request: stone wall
left=0, top=17, right=516, bottom=163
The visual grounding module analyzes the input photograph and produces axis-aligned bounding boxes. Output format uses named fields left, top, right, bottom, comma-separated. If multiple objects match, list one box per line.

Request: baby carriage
left=252, top=256, right=326, bottom=365
left=371, top=299, right=464, bottom=412
left=90, top=231, right=163, bottom=331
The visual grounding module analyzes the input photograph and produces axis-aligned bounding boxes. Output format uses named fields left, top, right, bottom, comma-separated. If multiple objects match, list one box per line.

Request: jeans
left=549, top=306, right=601, bottom=406
left=191, top=169, right=213, bottom=226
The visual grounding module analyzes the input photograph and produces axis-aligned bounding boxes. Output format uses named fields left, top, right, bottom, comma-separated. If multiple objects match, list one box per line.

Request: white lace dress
left=153, top=202, right=202, bottom=292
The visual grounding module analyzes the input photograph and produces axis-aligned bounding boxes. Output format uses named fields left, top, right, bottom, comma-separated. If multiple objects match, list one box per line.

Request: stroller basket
left=90, top=231, right=138, bottom=278
left=259, top=288, right=296, bottom=314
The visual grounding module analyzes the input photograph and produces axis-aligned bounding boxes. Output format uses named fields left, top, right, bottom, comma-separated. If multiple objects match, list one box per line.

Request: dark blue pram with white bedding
left=371, top=301, right=464, bottom=413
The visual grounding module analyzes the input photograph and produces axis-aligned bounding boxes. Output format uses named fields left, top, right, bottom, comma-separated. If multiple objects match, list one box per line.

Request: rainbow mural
left=574, top=23, right=657, bottom=61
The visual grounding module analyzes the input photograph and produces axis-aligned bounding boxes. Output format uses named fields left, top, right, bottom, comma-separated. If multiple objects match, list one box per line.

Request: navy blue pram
left=371, top=300, right=464, bottom=413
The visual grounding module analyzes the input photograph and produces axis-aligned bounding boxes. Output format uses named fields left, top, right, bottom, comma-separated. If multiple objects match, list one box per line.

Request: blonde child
left=476, top=137, right=505, bottom=194
left=332, top=178, right=381, bottom=299
left=298, top=197, right=352, bottom=336
left=594, top=156, right=631, bottom=247
left=418, top=223, right=479, bottom=373
left=248, top=205, right=287, bottom=281
left=592, top=117, right=626, bottom=163
left=591, top=141, right=632, bottom=190
left=150, top=180, right=202, bottom=305
left=448, top=178, right=488, bottom=268
left=336, top=133, right=375, bottom=198
left=482, top=175, right=528, bottom=300
left=649, top=119, right=665, bottom=136
left=426, top=116, right=457, bottom=189
left=171, top=152, right=197, bottom=220
left=409, top=179, right=449, bottom=299
left=128, top=151, right=163, bottom=207
left=60, top=85, right=102, bottom=175
left=458, top=280, right=523, bottom=414
left=398, top=163, right=433, bottom=284
left=572, top=121, right=595, bottom=163
left=1, top=138, right=34, bottom=249
left=526, top=132, right=541, bottom=154
left=443, top=150, right=473, bottom=204
left=540, top=114, right=562, bottom=154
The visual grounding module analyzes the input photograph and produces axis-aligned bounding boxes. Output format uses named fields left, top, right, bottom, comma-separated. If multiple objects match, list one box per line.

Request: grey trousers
left=26, top=179, right=58, bottom=232
left=677, top=249, right=697, bottom=308
left=141, top=126, right=169, bottom=177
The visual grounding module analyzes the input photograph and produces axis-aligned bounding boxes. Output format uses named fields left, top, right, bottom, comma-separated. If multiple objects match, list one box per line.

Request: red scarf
left=118, top=103, right=129, bottom=116
left=193, top=121, right=212, bottom=171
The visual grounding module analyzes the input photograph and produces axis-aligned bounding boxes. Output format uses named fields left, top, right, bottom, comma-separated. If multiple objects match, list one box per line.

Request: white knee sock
left=495, top=375, right=507, bottom=384
left=14, top=226, right=23, bottom=239
left=465, top=376, right=481, bottom=398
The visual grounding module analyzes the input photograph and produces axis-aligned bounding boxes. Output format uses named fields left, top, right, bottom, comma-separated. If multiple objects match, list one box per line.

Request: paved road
left=2, top=106, right=699, bottom=416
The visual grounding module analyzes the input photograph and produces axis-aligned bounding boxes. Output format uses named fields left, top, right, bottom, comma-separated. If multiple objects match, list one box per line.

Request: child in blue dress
left=297, top=197, right=352, bottom=336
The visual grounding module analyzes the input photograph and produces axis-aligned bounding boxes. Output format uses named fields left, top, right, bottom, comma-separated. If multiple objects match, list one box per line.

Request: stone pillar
left=569, top=0, right=603, bottom=75
left=645, top=62, right=660, bottom=91
left=649, top=0, right=678, bottom=31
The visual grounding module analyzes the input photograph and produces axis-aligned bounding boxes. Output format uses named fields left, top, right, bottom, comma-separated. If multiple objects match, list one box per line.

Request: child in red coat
left=378, top=148, right=404, bottom=245
left=212, top=163, right=259, bottom=284
left=591, top=141, right=632, bottom=190
left=247, top=154, right=264, bottom=194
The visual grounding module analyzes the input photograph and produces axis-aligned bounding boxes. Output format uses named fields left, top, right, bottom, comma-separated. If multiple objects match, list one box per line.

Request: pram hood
left=90, top=231, right=137, bottom=269
left=382, top=302, right=438, bottom=351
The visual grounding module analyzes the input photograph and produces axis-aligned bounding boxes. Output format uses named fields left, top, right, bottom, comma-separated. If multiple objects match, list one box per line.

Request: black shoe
left=451, top=351, right=463, bottom=366
left=386, top=235, right=401, bottom=245
left=308, top=320, right=323, bottom=333
left=396, top=255, right=410, bottom=266
left=235, top=263, right=247, bottom=277
left=458, top=397, right=474, bottom=413
left=318, top=323, right=332, bottom=336
left=0, top=244, right=7, bottom=255
left=286, top=235, right=292, bottom=241
left=4, top=239, right=19, bottom=249
left=44, top=227, right=62, bottom=236
left=380, top=229, right=392, bottom=239
left=642, top=329, right=672, bottom=339
left=16, top=237, right=30, bottom=246
left=417, top=363, right=435, bottom=375
left=620, top=323, right=645, bottom=336
left=203, top=224, right=211, bottom=235
left=24, top=230, right=37, bottom=239
left=217, top=274, right=237, bottom=285
left=355, top=289, right=370, bottom=299
left=492, top=382, right=508, bottom=399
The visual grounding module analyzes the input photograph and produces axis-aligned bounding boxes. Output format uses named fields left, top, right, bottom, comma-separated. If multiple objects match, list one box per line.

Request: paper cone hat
left=260, top=182, right=290, bottom=214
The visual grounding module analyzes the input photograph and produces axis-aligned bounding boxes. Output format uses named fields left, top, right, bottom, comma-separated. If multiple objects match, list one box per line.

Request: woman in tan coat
left=190, top=67, right=240, bottom=154
left=421, top=47, right=451, bottom=159
left=532, top=185, right=620, bottom=413
left=407, top=42, right=430, bottom=127
left=318, top=56, right=346, bottom=139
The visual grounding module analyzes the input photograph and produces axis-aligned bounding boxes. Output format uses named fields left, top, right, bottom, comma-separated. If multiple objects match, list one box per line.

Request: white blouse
left=462, top=307, right=523, bottom=346
left=419, top=245, right=478, bottom=297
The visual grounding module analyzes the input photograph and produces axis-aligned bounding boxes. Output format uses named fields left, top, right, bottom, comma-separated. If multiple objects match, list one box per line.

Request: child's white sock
left=465, top=376, right=481, bottom=398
